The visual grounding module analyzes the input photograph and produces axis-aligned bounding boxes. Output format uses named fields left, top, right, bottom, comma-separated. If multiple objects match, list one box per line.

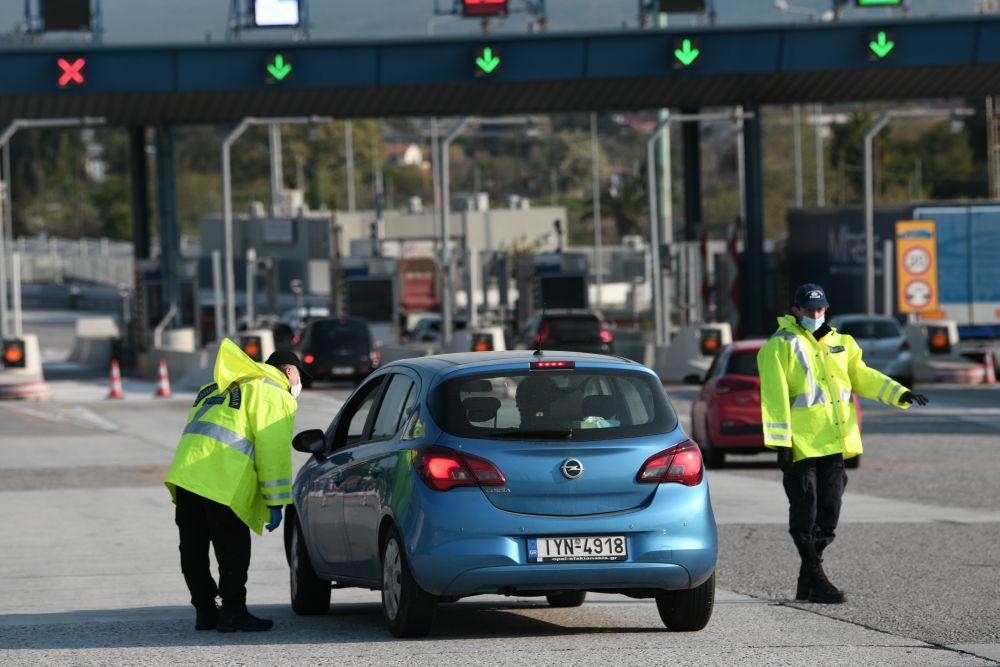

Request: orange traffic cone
left=108, top=360, right=124, bottom=399
left=154, top=359, right=172, bottom=398
left=984, top=350, right=997, bottom=385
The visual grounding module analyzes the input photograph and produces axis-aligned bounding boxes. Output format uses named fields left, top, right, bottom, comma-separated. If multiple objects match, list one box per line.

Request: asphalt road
left=1, top=347, right=998, bottom=665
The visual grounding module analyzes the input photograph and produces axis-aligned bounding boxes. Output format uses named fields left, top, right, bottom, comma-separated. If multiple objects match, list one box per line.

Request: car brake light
left=415, top=445, right=506, bottom=491
left=600, top=327, right=614, bottom=344
left=530, top=360, right=575, bottom=370
left=303, top=353, right=315, bottom=364
left=371, top=350, right=382, bottom=367
left=636, top=440, right=704, bottom=486
left=534, top=322, right=551, bottom=345
left=715, top=377, right=756, bottom=393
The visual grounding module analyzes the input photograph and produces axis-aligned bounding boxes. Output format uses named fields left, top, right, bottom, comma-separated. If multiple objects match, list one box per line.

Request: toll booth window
left=725, top=352, right=759, bottom=377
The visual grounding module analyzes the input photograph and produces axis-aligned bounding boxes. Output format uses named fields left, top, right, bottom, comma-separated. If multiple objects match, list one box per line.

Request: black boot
left=195, top=604, right=220, bottom=631
left=794, top=561, right=810, bottom=601
left=796, top=543, right=845, bottom=604
left=217, top=608, right=274, bottom=633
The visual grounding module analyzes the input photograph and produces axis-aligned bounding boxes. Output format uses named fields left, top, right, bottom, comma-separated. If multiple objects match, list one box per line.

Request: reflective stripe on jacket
left=165, top=338, right=297, bottom=534
left=757, top=315, right=910, bottom=462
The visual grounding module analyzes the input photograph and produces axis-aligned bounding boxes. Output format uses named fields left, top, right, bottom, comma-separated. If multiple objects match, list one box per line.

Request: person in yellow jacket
left=165, top=340, right=306, bottom=632
left=758, top=283, right=928, bottom=604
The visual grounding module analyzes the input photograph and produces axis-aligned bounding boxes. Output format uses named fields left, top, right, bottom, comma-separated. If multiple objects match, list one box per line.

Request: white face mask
left=290, top=382, right=302, bottom=399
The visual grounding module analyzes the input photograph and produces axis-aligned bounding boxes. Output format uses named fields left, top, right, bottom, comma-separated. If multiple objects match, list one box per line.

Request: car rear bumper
left=399, top=482, right=717, bottom=597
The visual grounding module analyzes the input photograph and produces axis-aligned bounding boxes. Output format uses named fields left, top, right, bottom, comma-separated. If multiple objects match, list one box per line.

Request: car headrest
left=581, top=395, right=616, bottom=419
left=463, top=396, right=501, bottom=424
left=463, top=379, right=494, bottom=393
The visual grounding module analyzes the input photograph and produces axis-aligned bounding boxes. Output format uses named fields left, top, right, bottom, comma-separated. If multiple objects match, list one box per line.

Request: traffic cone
left=154, top=359, right=172, bottom=398
left=108, top=360, right=124, bottom=399
left=984, top=350, right=997, bottom=385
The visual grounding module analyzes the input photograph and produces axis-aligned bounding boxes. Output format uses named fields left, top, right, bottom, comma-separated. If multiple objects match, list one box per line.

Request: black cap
left=265, top=350, right=312, bottom=379
left=794, top=283, right=830, bottom=309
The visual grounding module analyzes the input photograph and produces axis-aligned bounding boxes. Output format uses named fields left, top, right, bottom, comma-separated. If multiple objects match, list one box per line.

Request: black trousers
left=781, top=453, right=848, bottom=548
left=175, top=486, right=251, bottom=612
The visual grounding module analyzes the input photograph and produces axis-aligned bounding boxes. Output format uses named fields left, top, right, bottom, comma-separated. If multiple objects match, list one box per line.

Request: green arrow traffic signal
left=673, top=38, right=701, bottom=68
left=474, top=46, right=501, bottom=76
left=868, top=30, right=895, bottom=60
left=266, top=53, right=293, bottom=83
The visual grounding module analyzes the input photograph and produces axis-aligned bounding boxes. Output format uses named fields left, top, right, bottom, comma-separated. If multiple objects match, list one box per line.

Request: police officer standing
left=165, top=340, right=306, bottom=631
left=758, top=284, right=927, bottom=603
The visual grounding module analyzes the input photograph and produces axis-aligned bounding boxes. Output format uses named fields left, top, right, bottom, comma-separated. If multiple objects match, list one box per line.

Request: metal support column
left=128, top=125, right=151, bottom=352
left=681, top=112, right=702, bottom=242
left=741, top=104, right=766, bottom=338
left=154, top=125, right=181, bottom=330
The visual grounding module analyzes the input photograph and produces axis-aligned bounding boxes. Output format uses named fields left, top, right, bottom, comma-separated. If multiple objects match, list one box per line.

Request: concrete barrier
left=66, top=316, right=120, bottom=369
left=0, top=334, right=52, bottom=400
left=905, top=321, right=985, bottom=383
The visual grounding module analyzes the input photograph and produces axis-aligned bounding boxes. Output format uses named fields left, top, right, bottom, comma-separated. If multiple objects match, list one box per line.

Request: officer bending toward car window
left=757, top=283, right=928, bottom=604
left=165, top=341, right=307, bottom=632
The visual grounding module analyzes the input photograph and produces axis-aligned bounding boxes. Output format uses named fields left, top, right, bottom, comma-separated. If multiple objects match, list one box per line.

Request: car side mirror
left=293, top=429, right=325, bottom=458
left=683, top=373, right=704, bottom=385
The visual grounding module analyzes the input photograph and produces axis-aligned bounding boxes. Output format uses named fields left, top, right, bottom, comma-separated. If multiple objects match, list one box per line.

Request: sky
left=0, top=0, right=985, bottom=45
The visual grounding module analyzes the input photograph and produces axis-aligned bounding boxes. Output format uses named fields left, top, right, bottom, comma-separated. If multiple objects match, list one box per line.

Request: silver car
left=829, top=314, right=913, bottom=386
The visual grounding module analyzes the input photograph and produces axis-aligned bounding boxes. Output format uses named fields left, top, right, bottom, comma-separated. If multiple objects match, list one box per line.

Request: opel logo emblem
left=561, top=458, right=584, bottom=480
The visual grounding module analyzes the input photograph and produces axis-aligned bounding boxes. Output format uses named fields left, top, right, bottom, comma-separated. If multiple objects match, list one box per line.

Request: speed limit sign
left=895, top=220, right=938, bottom=314
left=902, top=247, right=931, bottom=275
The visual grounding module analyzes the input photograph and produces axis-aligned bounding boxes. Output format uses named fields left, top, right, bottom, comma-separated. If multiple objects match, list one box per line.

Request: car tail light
left=636, top=440, right=704, bottom=486
left=371, top=350, right=382, bottom=367
left=534, top=322, right=551, bottom=346
left=899, top=339, right=910, bottom=352
left=292, top=335, right=301, bottom=344
left=415, top=446, right=506, bottom=491
left=600, top=327, right=614, bottom=344
left=715, top=377, right=756, bottom=393
left=303, top=353, right=315, bottom=364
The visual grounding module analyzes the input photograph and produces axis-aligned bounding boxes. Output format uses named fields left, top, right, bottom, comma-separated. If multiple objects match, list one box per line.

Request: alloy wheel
left=382, top=538, right=402, bottom=620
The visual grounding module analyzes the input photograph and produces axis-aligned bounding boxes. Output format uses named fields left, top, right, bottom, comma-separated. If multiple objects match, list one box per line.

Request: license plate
left=332, top=366, right=354, bottom=375
left=527, top=535, right=628, bottom=563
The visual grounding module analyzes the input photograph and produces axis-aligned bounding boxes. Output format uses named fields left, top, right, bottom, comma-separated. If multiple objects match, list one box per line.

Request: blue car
left=285, top=351, right=717, bottom=637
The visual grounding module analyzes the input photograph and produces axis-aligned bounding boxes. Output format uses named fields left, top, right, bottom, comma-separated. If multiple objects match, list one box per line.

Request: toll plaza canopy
left=2, top=15, right=1000, bottom=123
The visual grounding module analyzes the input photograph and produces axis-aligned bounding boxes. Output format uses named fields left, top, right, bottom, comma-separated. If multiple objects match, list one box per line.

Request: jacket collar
left=777, top=314, right=833, bottom=342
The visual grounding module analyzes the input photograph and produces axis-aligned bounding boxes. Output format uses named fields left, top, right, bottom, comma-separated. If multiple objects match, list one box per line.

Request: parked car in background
left=513, top=309, right=615, bottom=355
left=688, top=340, right=861, bottom=469
left=297, top=317, right=380, bottom=386
left=286, top=351, right=717, bottom=637
left=828, top=314, right=913, bottom=386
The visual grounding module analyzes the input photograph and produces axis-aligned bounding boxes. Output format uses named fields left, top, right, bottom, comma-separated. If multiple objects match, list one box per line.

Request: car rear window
left=428, top=369, right=678, bottom=441
left=546, top=316, right=601, bottom=343
left=726, top=351, right=759, bottom=377
left=837, top=320, right=902, bottom=339
left=309, top=320, right=371, bottom=347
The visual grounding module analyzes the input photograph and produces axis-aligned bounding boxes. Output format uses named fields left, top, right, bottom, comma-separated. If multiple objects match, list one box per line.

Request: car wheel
left=845, top=455, right=861, bottom=469
left=381, top=527, right=436, bottom=638
left=701, top=419, right=726, bottom=469
left=289, top=516, right=331, bottom=615
left=545, top=591, right=587, bottom=608
left=655, top=572, right=715, bottom=632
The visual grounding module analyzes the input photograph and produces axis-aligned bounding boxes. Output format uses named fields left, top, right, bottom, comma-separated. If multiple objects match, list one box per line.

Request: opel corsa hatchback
left=285, top=351, right=717, bottom=637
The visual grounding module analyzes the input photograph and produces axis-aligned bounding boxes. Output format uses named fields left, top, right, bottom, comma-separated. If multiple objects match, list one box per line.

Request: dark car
left=514, top=309, right=615, bottom=355
left=298, top=317, right=381, bottom=386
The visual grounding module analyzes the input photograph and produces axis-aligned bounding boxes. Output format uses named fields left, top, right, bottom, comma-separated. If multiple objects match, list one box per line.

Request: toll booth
left=515, top=252, right=589, bottom=328
left=137, top=258, right=199, bottom=349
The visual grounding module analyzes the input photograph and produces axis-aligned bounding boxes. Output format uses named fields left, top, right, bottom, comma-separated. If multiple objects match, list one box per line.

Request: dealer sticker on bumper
left=527, top=535, right=628, bottom=563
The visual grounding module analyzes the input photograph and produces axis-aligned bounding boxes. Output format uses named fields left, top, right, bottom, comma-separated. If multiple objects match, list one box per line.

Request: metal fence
left=13, top=236, right=133, bottom=286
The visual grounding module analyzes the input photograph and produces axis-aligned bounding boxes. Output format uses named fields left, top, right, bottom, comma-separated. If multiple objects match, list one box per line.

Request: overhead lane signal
left=265, top=53, right=294, bottom=83
left=462, top=0, right=508, bottom=17
left=474, top=46, right=502, bottom=77
left=867, top=30, right=896, bottom=60
left=57, top=56, right=86, bottom=87
left=673, top=38, right=702, bottom=68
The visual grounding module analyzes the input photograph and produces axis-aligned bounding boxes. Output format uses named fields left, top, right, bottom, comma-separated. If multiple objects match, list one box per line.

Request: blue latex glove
left=265, top=507, right=282, bottom=532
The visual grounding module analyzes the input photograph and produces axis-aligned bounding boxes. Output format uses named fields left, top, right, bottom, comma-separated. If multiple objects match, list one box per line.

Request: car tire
left=845, top=455, right=861, bottom=469
left=700, top=419, right=726, bottom=469
left=545, top=591, right=587, bottom=608
left=655, top=572, right=715, bottom=632
left=381, top=527, right=436, bottom=638
left=289, top=516, right=331, bottom=615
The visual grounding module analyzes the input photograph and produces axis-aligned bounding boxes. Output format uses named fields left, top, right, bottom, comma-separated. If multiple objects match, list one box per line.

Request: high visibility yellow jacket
left=165, top=338, right=297, bottom=534
left=757, top=315, right=911, bottom=462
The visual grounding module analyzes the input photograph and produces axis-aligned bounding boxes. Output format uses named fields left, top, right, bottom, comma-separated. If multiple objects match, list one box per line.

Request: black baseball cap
left=794, top=283, right=830, bottom=309
left=265, top=350, right=312, bottom=379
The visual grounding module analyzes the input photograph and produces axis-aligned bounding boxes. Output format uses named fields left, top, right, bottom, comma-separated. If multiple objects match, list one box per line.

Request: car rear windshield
left=837, top=320, right=902, bottom=339
left=428, top=369, right=678, bottom=441
left=545, top=316, right=601, bottom=343
left=309, top=320, right=370, bottom=347
left=726, top=351, right=759, bottom=377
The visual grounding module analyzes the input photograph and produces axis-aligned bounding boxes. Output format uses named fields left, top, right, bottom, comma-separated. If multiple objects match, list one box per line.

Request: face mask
left=290, top=382, right=302, bottom=399
left=800, top=314, right=825, bottom=332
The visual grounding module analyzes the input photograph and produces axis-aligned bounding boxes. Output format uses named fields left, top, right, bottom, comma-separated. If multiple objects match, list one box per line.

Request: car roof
left=725, top=338, right=767, bottom=352
left=384, top=350, right=642, bottom=375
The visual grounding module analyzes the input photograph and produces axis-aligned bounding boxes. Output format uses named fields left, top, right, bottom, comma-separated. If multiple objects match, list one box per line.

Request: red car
left=688, top=340, right=861, bottom=469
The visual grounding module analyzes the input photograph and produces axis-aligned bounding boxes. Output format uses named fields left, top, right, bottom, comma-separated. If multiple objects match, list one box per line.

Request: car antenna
left=534, top=301, right=545, bottom=357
